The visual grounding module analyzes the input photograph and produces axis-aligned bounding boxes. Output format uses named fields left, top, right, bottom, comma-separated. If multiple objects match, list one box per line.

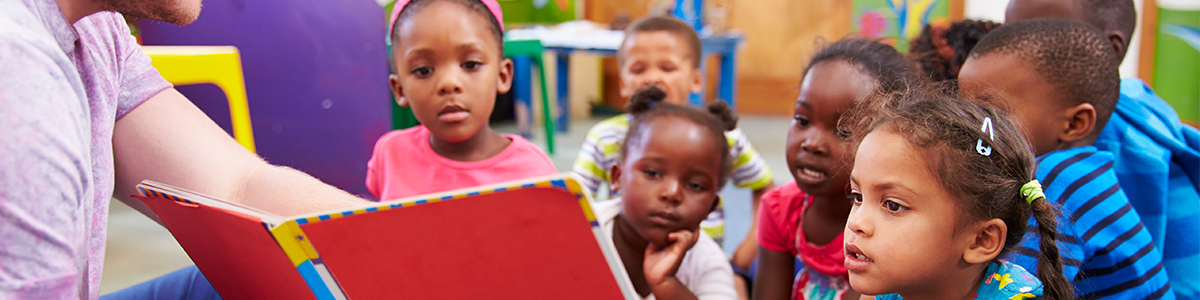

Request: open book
left=134, top=175, right=638, bottom=299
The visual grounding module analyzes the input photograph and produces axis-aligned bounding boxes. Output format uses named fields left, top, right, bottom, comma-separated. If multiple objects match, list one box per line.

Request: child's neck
left=611, top=214, right=653, bottom=297
left=428, top=126, right=511, bottom=162
left=898, top=262, right=990, bottom=300
left=802, top=193, right=853, bottom=246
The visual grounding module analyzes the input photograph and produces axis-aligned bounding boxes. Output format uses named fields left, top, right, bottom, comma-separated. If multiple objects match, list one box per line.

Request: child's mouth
left=647, top=211, right=680, bottom=227
left=438, top=106, right=470, bottom=123
left=796, top=166, right=828, bottom=184
left=844, top=243, right=874, bottom=272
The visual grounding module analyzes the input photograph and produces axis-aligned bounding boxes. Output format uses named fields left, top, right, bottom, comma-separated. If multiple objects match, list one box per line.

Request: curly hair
left=841, top=84, right=1075, bottom=300
left=909, top=20, right=1001, bottom=82
left=804, top=37, right=916, bottom=95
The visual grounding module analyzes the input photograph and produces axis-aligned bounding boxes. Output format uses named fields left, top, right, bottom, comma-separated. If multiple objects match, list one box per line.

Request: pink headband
left=388, top=0, right=505, bottom=36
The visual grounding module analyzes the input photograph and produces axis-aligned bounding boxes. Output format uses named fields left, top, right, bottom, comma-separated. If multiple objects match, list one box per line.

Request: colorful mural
left=852, top=0, right=950, bottom=52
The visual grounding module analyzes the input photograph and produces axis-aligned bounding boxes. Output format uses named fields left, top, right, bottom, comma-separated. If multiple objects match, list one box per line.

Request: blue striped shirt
left=1097, top=79, right=1200, bottom=300
left=1008, top=146, right=1175, bottom=299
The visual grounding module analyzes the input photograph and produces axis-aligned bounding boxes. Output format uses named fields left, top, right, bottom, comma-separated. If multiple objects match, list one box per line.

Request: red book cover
left=136, top=175, right=636, bottom=300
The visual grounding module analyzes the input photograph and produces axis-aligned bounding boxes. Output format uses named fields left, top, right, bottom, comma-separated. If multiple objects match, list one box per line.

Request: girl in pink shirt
left=366, top=0, right=557, bottom=201
left=753, top=38, right=914, bottom=300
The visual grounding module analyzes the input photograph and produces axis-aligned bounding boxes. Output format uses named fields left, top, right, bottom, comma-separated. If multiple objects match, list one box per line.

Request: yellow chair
left=142, top=46, right=256, bottom=152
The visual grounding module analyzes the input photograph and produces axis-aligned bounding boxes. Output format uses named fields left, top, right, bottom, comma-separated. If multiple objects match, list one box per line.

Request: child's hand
left=643, top=229, right=700, bottom=287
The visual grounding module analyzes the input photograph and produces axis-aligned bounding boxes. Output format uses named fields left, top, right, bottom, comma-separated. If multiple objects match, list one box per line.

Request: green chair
left=504, top=39, right=556, bottom=154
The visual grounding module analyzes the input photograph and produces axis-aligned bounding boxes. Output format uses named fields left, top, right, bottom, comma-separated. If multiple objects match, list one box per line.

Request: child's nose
left=436, top=71, right=464, bottom=96
left=845, top=206, right=871, bottom=237
left=800, top=131, right=830, bottom=155
left=658, top=180, right=682, bottom=204
left=640, top=73, right=665, bottom=86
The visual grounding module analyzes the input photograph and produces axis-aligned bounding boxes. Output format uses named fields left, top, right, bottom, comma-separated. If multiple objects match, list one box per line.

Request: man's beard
left=99, top=0, right=200, bottom=26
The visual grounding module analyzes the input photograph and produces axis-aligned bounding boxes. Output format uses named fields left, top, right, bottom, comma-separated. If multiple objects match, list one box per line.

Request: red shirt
left=366, top=126, right=559, bottom=201
left=756, top=182, right=851, bottom=299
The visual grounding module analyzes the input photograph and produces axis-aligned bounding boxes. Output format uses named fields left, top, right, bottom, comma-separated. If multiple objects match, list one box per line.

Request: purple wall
left=140, top=0, right=392, bottom=196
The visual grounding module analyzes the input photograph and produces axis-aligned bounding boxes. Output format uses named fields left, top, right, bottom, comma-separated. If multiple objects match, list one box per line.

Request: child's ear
left=1060, top=103, right=1097, bottom=144
left=1106, top=30, right=1128, bottom=61
left=608, top=164, right=623, bottom=194
left=689, top=66, right=703, bottom=94
left=963, top=218, right=1007, bottom=264
left=389, top=74, right=409, bottom=107
left=496, top=58, right=514, bottom=94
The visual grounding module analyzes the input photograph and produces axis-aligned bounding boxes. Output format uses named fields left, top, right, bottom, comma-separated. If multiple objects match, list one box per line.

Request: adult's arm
left=112, top=88, right=366, bottom=221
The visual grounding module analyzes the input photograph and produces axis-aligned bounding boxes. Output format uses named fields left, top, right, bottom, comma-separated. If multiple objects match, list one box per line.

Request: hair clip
left=1021, top=180, right=1044, bottom=204
left=976, top=117, right=995, bottom=156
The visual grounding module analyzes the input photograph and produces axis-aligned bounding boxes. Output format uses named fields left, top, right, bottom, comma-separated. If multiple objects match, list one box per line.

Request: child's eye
left=410, top=66, right=432, bottom=78
left=462, top=61, right=482, bottom=71
left=661, top=65, right=677, bottom=72
left=850, top=191, right=863, bottom=205
left=793, top=114, right=810, bottom=127
left=883, top=200, right=908, bottom=212
left=685, top=181, right=706, bottom=191
left=642, top=169, right=660, bottom=178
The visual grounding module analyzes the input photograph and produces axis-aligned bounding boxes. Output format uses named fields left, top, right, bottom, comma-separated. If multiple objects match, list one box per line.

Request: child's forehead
left=620, top=31, right=696, bottom=59
left=395, top=1, right=499, bottom=42
left=393, top=4, right=501, bottom=54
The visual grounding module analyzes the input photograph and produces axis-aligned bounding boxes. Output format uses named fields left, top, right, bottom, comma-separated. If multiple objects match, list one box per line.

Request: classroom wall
left=730, top=0, right=852, bottom=115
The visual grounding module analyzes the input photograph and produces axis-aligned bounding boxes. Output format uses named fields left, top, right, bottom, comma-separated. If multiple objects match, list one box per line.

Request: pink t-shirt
left=757, top=182, right=851, bottom=300
left=366, top=125, right=559, bottom=201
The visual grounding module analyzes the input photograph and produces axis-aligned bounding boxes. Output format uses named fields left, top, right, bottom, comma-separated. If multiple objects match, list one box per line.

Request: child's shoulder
left=1035, top=146, right=1114, bottom=179
left=762, top=182, right=807, bottom=206
left=758, top=182, right=810, bottom=230
left=588, top=114, right=633, bottom=133
left=582, top=114, right=634, bottom=147
left=975, top=261, right=1042, bottom=300
left=487, top=133, right=556, bottom=174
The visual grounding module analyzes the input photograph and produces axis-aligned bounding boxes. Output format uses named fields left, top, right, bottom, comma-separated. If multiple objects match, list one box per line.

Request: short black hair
left=909, top=19, right=1002, bottom=82
left=389, top=0, right=504, bottom=68
left=970, top=18, right=1119, bottom=139
left=623, top=86, right=736, bottom=188
left=805, top=37, right=916, bottom=95
left=619, top=16, right=702, bottom=68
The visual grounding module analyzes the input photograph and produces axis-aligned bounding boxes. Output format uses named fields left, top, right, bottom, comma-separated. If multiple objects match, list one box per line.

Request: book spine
left=269, top=221, right=348, bottom=300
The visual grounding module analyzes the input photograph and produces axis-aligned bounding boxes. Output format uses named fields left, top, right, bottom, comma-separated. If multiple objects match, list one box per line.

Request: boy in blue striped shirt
left=1005, top=1, right=1200, bottom=298
left=958, top=19, right=1174, bottom=299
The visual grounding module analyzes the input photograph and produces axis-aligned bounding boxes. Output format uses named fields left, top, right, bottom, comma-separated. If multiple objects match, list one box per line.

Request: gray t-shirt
left=0, top=0, right=171, bottom=298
